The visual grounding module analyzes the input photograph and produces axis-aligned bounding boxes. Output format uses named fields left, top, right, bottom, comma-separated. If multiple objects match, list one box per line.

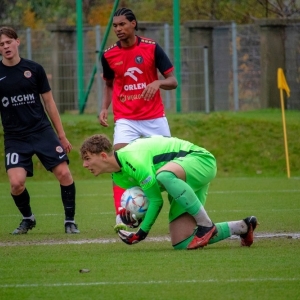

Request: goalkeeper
left=80, top=134, right=258, bottom=250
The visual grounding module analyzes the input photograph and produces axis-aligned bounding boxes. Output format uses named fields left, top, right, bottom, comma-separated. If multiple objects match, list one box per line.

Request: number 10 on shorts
left=6, top=153, right=19, bottom=165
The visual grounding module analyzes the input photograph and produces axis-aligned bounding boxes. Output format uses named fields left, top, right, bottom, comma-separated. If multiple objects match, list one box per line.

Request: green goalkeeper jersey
left=112, top=135, right=211, bottom=233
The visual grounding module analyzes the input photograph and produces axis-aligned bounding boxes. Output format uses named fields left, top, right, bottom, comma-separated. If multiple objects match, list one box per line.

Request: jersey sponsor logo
left=24, top=71, right=32, bottom=78
left=121, top=67, right=148, bottom=102
left=1, top=94, right=35, bottom=107
left=119, top=93, right=144, bottom=103
left=135, top=56, right=143, bottom=64
left=124, top=67, right=143, bottom=81
left=0, top=76, right=6, bottom=81
left=59, top=154, right=66, bottom=159
left=124, top=82, right=146, bottom=91
left=56, top=146, right=64, bottom=153
left=1, top=97, right=9, bottom=107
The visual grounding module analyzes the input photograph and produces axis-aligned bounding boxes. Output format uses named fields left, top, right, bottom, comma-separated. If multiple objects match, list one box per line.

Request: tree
left=1, top=0, right=300, bottom=28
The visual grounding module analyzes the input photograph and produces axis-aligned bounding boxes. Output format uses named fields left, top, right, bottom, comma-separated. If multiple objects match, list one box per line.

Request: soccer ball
left=121, top=187, right=149, bottom=220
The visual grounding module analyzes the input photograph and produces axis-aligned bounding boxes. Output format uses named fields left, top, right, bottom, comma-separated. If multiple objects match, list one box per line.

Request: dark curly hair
left=114, top=7, right=138, bottom=30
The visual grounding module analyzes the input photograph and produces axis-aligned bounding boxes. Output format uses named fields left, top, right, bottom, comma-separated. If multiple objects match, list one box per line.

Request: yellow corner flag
left=277, top=68, right=290, bottom=97
left=277, top=68, right=290, bottom=178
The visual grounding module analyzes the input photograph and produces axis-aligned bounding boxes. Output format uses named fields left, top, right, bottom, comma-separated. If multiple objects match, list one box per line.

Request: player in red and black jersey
left=0, top=27, right=79, bottom=234
left=98, top=8, right=178, bottom=231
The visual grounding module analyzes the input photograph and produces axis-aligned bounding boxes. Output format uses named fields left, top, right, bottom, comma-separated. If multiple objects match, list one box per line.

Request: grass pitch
left=0, top=110, right=299, bottom=299
left=0, top=177, right=299, bottom=300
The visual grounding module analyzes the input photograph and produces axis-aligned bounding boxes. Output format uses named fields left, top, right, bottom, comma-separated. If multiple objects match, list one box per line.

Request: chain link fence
left=7, top=21, right=300, bottom=114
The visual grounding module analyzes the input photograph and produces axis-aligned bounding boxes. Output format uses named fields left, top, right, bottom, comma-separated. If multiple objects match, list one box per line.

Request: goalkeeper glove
left=119, top=208, right=142, bottom=228
left=118, top=228, right=148, bottom=245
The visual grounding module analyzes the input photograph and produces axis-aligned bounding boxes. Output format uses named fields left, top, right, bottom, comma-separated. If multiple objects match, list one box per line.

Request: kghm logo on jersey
left=1, top=97, right=9, bottom=108
left=1, top=94, right=35, bottom=107
left=24, top=71, right=32, bottom=78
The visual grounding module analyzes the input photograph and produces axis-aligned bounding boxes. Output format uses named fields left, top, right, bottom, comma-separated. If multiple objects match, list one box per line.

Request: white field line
left=0, top=277, right=299, bottom=289
left=0, top=189, right=299, bottom=200
left=0, top=233, right=299, bottom=247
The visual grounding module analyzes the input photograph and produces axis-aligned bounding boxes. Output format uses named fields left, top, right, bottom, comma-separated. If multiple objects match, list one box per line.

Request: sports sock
left=64, top=220, right=75, bottom=224
left=11, top=188, right=32, bottom=218
left=228, top=220, right=248, bottom=235
left=23, top=215, right=35, bottom=221
left=113, top=184, right=125, bottom=215
left=156, top=171, right=212, bottom=227
left=208, top=222, right=231, bottom=244
left=61, top=182, right=76, bottom=221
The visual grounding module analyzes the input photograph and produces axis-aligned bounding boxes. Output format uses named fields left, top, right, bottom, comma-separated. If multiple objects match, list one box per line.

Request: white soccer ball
left=121, top=187, right=149, bottom=220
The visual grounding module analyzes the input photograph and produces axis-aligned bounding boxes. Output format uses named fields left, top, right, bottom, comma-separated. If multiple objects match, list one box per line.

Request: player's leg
left=5, top=138, right=36, bottom=234
left=113, top=118, right=170, bottom=231
left=113, top=119, right=146, bottom=231
left=156, top=154, right=217, bottom=249
left=138, top=117, right=171, bottom=138
left=169, top=211, right=258, bottom=250
left=52, top=162, right=79, bottom=233
left=35, top=128, right=79, bottom=233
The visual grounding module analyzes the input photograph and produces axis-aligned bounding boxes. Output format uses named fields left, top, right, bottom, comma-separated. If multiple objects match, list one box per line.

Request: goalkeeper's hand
left=119, top=208, right=142, bottom=228
left=118, top=228, right=148, bottom=245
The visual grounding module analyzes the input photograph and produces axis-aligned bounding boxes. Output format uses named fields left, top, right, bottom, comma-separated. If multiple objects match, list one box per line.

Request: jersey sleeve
left=140, top=182, right=164, bottom=233
left=154, top=43, right=174, bottom=75
left=101, top=54, right=114, bottom=80
left=37, top=64, right=51, bottom=94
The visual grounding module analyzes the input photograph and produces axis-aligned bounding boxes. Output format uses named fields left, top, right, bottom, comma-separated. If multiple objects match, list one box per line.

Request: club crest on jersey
left=135, top=56, right=143, bottom=64
left=24, top=71, right=32, bottom=78
left=56, top=146, right=64, bottom=153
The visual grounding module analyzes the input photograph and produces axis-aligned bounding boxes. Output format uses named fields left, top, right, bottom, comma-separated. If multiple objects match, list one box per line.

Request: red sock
left=113, top=184, right=125, bottom=215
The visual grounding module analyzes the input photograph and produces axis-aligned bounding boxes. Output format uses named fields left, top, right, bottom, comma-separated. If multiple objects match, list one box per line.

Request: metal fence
left=6, top=21, right=300, bottom=114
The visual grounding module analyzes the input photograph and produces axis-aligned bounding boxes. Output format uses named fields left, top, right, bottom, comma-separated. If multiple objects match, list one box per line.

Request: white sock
left=192, top=207, right=213, bottom=227
left=23, top=214, right=35, bottom=221
left=65, top=220, right=75, bottom=224
left=228, top=220, right=247, bottom=235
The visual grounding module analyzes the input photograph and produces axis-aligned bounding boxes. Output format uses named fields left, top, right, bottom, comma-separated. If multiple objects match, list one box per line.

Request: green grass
left=0, top=110, right=300, bottom=299
left=0, top=178, right=299, bottom=300
left=1, top=109, right=299, bottom=180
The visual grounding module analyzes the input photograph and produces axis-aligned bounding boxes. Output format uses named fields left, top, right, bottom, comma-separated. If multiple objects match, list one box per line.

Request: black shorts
left=4, top=127, right=69, bottom=177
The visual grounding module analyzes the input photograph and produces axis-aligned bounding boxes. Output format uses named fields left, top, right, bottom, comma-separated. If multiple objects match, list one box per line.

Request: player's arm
left=99, top=80, right=113, bottom=127
left=155, top=43, right=178, bottom=90
left=159, top=71, right=178, bottom=90
left=141, top=71, right=177, bottom=100
left=141, top=44, right=177, bottom=100
left=118, top=182, right=163, bottom=245
left=99, top=54, right=114, bottom=127
left=41, top=91, right=72, bottom=153
left=140, top=183, right=164, bottom=232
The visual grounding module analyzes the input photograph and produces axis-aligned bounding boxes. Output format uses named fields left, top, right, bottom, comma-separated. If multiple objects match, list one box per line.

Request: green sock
left=208, top=222, right=231, bottom=244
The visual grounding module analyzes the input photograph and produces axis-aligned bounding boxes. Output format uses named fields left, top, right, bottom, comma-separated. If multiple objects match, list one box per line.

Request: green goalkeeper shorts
left=167, top=151, right=217, bottom=250
left=168, top=151, right=216, bottom=223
